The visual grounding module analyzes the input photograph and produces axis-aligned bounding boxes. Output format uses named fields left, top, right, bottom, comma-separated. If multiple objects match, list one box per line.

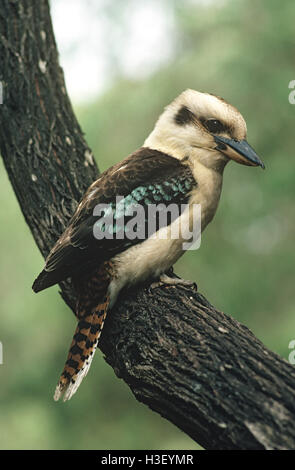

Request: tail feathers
left=54, top=295, right=110, bottom=402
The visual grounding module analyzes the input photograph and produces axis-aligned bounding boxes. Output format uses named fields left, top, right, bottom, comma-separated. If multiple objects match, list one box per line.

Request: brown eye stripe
left=174, top=105, right=195, bottom=125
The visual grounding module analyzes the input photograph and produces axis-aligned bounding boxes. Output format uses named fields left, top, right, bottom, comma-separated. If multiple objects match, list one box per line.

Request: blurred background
left=0, top=0, right=294, bottom=450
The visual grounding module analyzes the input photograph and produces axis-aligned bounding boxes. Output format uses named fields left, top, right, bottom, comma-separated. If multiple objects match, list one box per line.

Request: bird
left=32, top=89, right=265, bottom=402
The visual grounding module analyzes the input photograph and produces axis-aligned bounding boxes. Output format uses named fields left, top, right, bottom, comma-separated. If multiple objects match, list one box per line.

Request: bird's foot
left=150, top=273, right=196, bottom=290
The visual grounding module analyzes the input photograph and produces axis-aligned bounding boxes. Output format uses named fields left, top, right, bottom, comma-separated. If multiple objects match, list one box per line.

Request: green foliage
left=1, top=0, right=294, bottom=449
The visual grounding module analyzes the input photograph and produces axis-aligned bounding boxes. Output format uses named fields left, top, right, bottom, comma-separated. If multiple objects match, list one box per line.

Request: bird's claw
left=150, top=274, right=197, bottom=290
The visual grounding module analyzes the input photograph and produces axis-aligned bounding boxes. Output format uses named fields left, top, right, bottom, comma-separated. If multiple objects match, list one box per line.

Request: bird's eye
left=203, top=119, right=225, bottom=134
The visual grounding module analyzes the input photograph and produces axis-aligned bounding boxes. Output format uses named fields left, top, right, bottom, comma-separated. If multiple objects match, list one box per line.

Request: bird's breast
left=108, top=163, right=223, bottom=305
left=188, top=161, right=223, bottom=232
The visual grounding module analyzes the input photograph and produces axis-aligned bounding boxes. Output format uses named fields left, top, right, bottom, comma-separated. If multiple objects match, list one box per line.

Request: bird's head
left=144, top=89, right=265, bottom=172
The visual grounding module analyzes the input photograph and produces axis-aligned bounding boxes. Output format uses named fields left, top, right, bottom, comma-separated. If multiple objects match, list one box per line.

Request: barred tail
left=54, top=294, right=110, bottom=402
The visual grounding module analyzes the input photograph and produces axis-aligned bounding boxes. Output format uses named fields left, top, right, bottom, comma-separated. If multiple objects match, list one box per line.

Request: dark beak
left=214, top=135, right=265, bottom=169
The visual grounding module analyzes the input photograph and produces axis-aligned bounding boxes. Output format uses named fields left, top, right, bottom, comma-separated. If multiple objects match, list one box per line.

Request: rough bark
left=1, top=0, right=295, bottom=450
left=0, top=0, right=98, bottom=310
left=101, top=284, right=295, bottom=450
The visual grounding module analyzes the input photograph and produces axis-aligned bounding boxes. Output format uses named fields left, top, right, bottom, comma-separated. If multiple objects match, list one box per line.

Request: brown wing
left=32, top=147, right=196, bottom=292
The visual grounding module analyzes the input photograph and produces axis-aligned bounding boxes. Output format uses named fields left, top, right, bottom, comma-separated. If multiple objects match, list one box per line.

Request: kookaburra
left=32, top=89, right=265, bottom=402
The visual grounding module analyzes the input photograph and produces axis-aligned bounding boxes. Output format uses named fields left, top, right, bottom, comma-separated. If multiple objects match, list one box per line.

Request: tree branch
left=1, top=0, right=295, bottom=450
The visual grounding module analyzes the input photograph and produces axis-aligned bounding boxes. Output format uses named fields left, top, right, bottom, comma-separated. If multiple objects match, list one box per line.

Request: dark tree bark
left=0, top=0, right=98, bottom=310
left=1, top=0, right=295, bottom=450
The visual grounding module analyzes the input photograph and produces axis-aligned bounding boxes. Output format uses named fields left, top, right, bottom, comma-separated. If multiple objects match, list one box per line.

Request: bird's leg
left=150, top=272, right=196, bottom=290
left=160, top=273, right=196, bottom=286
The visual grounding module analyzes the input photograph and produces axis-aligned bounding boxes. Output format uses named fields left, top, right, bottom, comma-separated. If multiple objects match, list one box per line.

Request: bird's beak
left=214, top=135, right=265, bottom=169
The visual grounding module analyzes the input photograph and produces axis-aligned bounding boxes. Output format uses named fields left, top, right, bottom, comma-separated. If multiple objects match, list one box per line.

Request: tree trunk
left=1, top=0, right=295, bottom=450
left=0, top=0, right=98, bottom=310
